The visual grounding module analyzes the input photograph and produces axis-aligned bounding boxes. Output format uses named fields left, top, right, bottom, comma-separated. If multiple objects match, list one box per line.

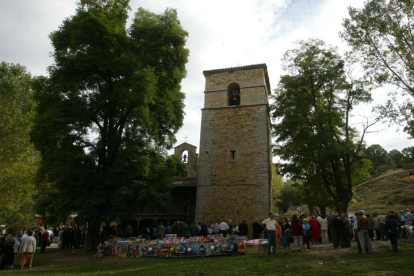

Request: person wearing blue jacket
left=384, top=212, right=400, bottom=252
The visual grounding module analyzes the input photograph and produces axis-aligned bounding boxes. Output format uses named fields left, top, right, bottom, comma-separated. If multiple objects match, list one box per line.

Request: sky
left=0, top=0, right=412, bottom=154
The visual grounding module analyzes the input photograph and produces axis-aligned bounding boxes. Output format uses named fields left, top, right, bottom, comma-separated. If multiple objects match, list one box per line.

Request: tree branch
left=367, top=33, right=414, bottom=95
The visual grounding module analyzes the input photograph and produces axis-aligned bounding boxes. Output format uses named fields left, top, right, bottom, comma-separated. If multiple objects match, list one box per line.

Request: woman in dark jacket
left=281, top=217, right=292, bottom=255
left=0, top=228, right=16, bottom=270
left=384, top=213, right=399, bottom=252
left=40, top=230, right=49, bottom=254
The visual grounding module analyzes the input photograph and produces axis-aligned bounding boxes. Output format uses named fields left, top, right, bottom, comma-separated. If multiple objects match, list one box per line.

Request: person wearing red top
left=40, top=230, right=49, bottom=254
left=309, top=216, right=321, bottom=244
left=291, top=215, right=304, bottom=251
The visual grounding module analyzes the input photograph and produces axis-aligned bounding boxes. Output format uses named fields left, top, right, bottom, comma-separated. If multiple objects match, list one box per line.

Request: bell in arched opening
left=228, top=83, right=240, bottom=106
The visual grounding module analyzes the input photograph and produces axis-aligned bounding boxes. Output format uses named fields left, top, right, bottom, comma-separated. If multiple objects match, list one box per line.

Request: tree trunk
left=318, top=205, right=327, bottom=215
left=85, top=221, right=101, bottom=251
left=308, top=204, right=315, bottom=214
left=335, top=199, right=349, bottom=215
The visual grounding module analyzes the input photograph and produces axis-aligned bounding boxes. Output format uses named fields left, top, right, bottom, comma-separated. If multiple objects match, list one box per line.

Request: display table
left=97, top=235, right=247, bottom=258
left=244, top=239, right=268, bottom=254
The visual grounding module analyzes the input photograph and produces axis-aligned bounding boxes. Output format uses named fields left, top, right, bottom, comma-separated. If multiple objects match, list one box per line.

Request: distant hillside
left=349, top=169, right=414, bottom=213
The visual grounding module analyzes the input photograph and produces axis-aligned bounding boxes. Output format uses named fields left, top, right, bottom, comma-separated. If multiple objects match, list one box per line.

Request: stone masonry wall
left=204, top=68, right=269, bottom=108
left=174, top=143, right=198, bottom=178
left=196, top=106, right=271, bottom=223
left=195, top=66, right=272, bottom=234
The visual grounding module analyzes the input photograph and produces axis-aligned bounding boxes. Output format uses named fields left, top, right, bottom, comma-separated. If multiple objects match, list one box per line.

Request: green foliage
left=389, top=149, right=407, bottom=168
left=351, top=158, right=373, bottom=185
left=271, top=39, right=374, bottom=213
left=0, top=62, right=39, bottom=227
left=376, top=165, right=390, bottom=174
left=364, top=144, right=388, bottom=169
left=384, top=147, right=414, bottom=170
left=402, top=146, right=414, bottom=162
left=402, top=163, right=414, bottom=170
left=342, top=0, right=414, bottom=137
left=272, top=165, right=286, bottom=212
left=363, top=144, right=395, bottom=174
left=342, top=0, right=414, bottom=94
left=31, top=0, right=189, bottom=249
left=274, top=182, right=299, bottom=213
left=294, top=177, right=335, bottom=213
left=272, top=164, right=283, bottom=195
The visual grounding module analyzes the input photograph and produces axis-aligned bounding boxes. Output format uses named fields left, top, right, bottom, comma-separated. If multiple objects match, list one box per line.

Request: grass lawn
left=1, top=241, right=413, bottom=276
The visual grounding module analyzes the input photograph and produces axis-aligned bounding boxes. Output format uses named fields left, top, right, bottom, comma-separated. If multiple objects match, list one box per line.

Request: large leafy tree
left=364, top=144, right=395, bottom=172
left=0, top=62, right=39, bottom=227
left=31, top=0, right=189, bottom=249
left=402, top=146, right=414, bottom=162
left=389, top=149, right=407, bottom=168
left=342, top=0, right=414, bottom=137
left=295, top=177, right=335, bottom=215
left=351, top=158, right=373, bottom=184
left=275, top=182, right=299, bottom=214
left=271, top=39, right=375, bottom=214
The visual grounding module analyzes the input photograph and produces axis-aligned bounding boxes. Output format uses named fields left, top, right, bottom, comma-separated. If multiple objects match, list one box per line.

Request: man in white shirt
left=21, top=229, right=29, bottom=241
left=219, top=220, right=229, bottom=237
left=319, top=215, right=328, bottom=243
left=262, top=213, right=278, bottom=256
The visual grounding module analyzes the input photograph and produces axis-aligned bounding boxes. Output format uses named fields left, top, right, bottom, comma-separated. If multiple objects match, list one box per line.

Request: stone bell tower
left=195, top=64, right=272, bottom=226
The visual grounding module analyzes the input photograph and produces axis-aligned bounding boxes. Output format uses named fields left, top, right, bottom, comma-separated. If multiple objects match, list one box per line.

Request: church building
left=133, top=64, right=273, bottom=233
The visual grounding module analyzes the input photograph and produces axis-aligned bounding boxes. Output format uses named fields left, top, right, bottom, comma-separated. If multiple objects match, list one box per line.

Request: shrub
left=376, top=165, right=391, bottom=175
left=402, top=163, right=414, bottom=170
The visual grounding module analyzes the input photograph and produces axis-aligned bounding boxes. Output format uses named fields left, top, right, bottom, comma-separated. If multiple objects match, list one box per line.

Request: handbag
left=287, top=233, right=294, bottom=243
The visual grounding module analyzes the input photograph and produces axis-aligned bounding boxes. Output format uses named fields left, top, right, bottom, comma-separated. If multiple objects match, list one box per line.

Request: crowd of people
left=100, top=220, right=250, bottom=242
left=261, top=209, right=412, bottom=256
left=57, top=225, right=86, bottom=250
left=0, top=228, right=41, bottom=270
left=0, top=209, right=411, bottom=269
left=0, top=224, right=86, bottom=270
left=99, top=208, right=412, bottom=257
